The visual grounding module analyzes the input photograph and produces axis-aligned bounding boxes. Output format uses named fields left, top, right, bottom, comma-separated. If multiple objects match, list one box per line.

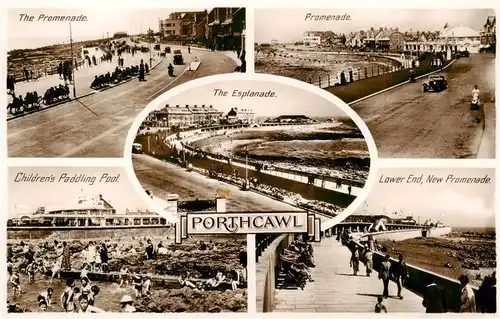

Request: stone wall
left=7, top=227, right=174, bottom=241
left=256, top=233, right=295, bottom=312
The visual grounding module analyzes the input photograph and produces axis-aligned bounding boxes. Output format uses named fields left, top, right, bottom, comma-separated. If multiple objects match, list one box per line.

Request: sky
left=8, top=167, right=150, bottom=218
left=156, top=78, right=348, bottom=117
left=356, top=168, right=495, bottom=228
left=7, top=8, right=209, bottom=50
left=255, top=9, right=495, bottom=43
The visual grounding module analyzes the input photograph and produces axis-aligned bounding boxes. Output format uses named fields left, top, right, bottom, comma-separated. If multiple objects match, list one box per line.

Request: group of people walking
left=339, top=232, right=496, bottom=313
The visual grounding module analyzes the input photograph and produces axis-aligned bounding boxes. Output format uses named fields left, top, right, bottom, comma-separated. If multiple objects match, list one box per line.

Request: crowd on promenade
left=337, top=229, right=496, bottom=313
left=277, top=235, right=316, bottom=290
left=193, top=164, right=344, bottom=217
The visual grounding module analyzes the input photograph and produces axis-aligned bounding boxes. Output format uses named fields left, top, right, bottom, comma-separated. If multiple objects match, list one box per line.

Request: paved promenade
left=273, top=237, right=423, bottom=312
left=10, top=52, right=153, bottom=101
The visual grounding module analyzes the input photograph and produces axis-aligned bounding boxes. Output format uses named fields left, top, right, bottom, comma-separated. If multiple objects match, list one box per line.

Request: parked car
left=423, top=75, right=448, bottom=92
left=173, top=49, right=184, bottom=65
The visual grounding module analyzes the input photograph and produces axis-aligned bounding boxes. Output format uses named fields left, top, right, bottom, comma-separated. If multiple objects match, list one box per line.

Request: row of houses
left=144, top=105, right=255, bottom=129
left=302, top=16, right=495, bottom=53
left=158, top=8, right=246, bottom=52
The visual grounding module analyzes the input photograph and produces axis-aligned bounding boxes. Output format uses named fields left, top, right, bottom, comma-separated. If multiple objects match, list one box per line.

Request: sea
left=8, top=36, right=107, bottom=52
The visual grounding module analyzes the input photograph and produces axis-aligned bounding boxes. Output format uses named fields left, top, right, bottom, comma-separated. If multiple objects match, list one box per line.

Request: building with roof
left=159, top=11, right=208, bottom=38
left=226, top=107, right=254, bottom=124
left=480, top=16, right=496, bottom=51
left=206, top=8, right=245, bottom=54
left=149, top=104, right=223, bottom=129
left=404, top=26, right=481, bottom=53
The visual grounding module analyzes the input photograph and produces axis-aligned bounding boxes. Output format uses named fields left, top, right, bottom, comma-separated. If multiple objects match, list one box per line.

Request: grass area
left=326, top=60, right=445, bottom=103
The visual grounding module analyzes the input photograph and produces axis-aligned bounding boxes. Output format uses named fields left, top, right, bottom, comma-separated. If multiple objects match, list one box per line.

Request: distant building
left=149, top=104, right=223, bottom=129
left=303, top=31, right=322, bottom=46
left=159, top=11, right=207, bottom=38
left=405, top=26, right=481, bottom=53
left=265, top=115, right=313, bottom=124
left=480, top=16, right=496, bottom=49
left=389, top=31, right=405, bottom=52
left=226, top=107, right=254, bottom=124
left=113, top=31, right=128, bottom=39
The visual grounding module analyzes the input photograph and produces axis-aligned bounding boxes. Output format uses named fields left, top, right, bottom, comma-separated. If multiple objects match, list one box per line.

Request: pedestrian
left=58, top=62, right=63, bottom=79
left=471, top=85, right=480, bottom=110
left=100, top=243, right=108, bottom=273
left=24, top=68, right=29, bottom=82
left=350, top=246, right=360, bottom=276
left=348, top=185, right=352, bottom=195
left=422, top=281, right=446, bottom=313
left=139, top=59, right=145, bottom=81
left=379, top=254, right=391, bottom=299
left=393, top=253, right=408, bottom=299
left=364, top=247, right=373, bottom=277
left=459, top=275, right=476, bottom=312
left=62, top=241, right=71, bottom=270
left=145, top=239, right=154, bottom=259
left=188, top=46, right=191, bottom=54
left=374, top=296, right=387, bottom=313
left=476, top=271, right=496, bottom=313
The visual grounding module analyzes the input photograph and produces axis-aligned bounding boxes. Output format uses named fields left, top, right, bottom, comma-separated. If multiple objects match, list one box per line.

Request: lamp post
left=149, top=42, right=153, bottom=70
left=69, top=23, right=76, bottom=98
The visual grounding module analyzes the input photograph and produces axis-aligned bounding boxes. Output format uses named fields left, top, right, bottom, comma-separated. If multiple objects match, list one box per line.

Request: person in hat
left=379, top=254, right=391, bottom=298
left=393, top=253, right=408, bottom=299
left=120, top=295, right=136, bottom=313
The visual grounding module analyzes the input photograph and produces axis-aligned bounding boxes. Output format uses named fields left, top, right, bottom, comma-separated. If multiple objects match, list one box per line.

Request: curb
left=7, top=56, right=165, bottom=121
left=348, top=59, right=457, bottom=106
left=6, top=91, right=96, bottom=121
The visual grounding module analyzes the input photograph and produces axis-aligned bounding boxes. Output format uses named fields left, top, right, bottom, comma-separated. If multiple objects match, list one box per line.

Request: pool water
left=7, top=272, right=145, bottom=312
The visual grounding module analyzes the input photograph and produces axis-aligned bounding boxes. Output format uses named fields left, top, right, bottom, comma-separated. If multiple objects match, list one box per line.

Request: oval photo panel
left=125, top=73, right=379, bottom=232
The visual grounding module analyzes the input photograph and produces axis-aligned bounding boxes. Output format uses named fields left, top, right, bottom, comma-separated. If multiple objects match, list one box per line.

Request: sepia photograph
left=6, top=166, right=247, bottom=313
left=6, top=7, right=246, bottom=157
left=255, top=9, right=496, bottom=158
left=256, top=167, right=495, bottom=313
left=129, top=77, right=374, bottom=226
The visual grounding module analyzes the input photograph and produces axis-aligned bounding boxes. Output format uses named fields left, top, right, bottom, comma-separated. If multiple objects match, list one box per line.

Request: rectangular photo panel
left=255, top=167, right=495, bottom=313
left=6, top=7, right=246, bottom=158
left=6, top=166, right=247, bottom=313
left=255, top=8, right=496, bottom=158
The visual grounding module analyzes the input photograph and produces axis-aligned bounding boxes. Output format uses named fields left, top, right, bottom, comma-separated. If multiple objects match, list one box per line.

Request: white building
left=405, top=26, right=481, bottom=54
left=303, top=35, right=321, bottom=46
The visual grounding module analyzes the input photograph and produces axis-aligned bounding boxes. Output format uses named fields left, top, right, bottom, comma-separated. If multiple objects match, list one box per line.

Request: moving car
left=423, top=75, right=448, bottom=92
left=132, top=143, right=143, bottom=154
left=173, top=49, right=184, bottom=65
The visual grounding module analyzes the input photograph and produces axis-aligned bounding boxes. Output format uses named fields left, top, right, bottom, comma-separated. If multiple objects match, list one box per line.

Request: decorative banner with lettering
left=174, top=211, right=321, bottom=243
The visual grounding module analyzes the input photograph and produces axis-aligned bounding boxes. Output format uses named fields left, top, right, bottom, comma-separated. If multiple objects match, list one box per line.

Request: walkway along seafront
left=269, top=237, right=423, bottom=312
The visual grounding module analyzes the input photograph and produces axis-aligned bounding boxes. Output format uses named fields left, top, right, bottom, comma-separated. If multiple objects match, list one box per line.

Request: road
left=133, top=153, right=309, bottom=213
left=351, top=53, right=495, bottom=158
left=268, top=237, right=423, bottom=312
left=8, top=48, right=238, bottom=157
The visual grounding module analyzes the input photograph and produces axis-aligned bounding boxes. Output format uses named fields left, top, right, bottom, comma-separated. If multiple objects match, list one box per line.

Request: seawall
left=7, top=226, right=174, bottom=241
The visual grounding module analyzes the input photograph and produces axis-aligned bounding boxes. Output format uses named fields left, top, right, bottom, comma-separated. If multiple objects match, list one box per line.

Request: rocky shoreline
left=379, top=231, right=496, bottom=282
